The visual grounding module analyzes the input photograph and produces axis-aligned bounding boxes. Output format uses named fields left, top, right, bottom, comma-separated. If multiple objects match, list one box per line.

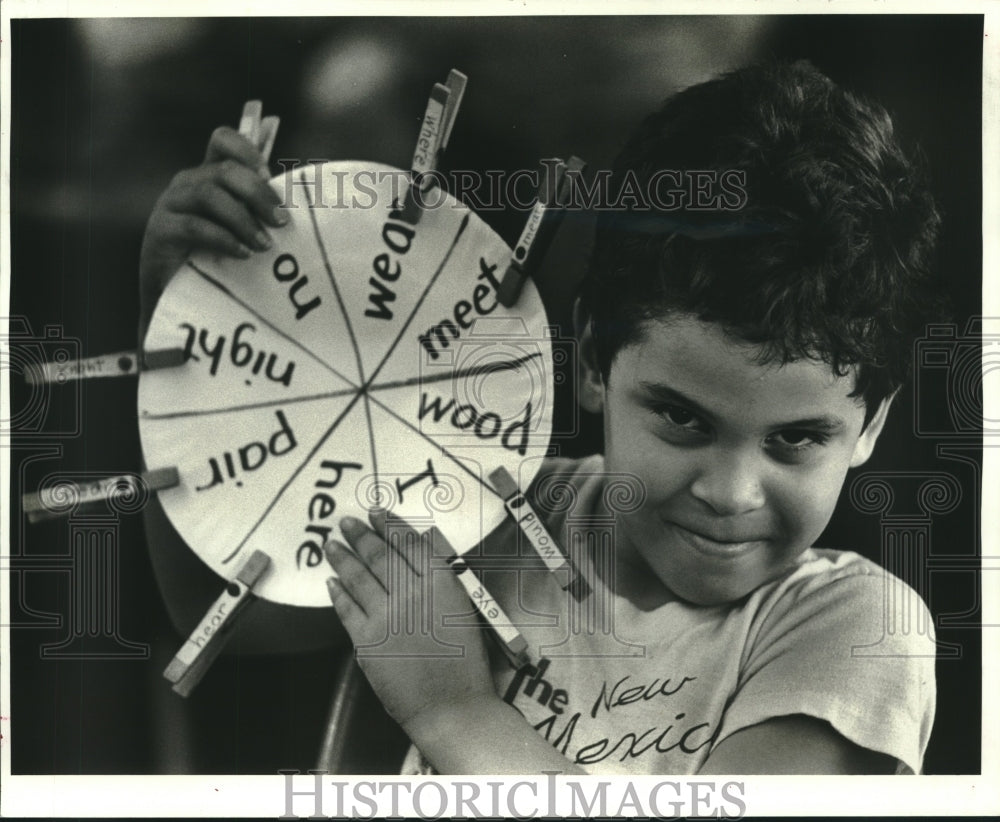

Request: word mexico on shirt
left=502, top=656, right=717, bottom=769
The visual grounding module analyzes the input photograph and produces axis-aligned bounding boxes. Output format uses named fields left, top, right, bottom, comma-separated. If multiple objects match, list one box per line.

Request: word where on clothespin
left=21, top=467, right=180, bottom=524
left=238, top=99, right=280, bottom=177
left=489, top=466, right=591, bottom=602
left=23, top=347, right=186, bottom=386
left=399, top=69, right=468, bottom=224
left=429, top=527, right=531, bottom=670
left=163, top=550, right=271, bottom=697
left=497, top=155, right=586, bottom=307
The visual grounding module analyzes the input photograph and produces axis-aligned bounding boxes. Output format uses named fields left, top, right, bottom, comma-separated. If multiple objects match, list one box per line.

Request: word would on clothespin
left=430, top=527, right=530, bottom=670
left=163, top=550, right=271, bottom=697
left=489, top=466, right=591, bottom=601
left=23, top=348, right=186, bottom=386
left=497, top=155, right=586, bottom=307
left=399, top=69, right=468, bottom=224
left=238, top=99, right=280, bottom=176
left=21, top=467, right=180, bottom=524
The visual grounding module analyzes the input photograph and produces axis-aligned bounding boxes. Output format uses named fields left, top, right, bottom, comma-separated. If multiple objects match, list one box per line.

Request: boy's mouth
left=665, top=520, right=766, bottom=559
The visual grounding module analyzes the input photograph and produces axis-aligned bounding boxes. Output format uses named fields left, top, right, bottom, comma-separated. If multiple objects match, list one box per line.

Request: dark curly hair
left=580, top=60, right=944, bottom=425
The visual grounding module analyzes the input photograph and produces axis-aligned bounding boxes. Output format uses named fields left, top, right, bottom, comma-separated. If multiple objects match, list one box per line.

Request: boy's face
left=589, top=313, right=891, bottom=606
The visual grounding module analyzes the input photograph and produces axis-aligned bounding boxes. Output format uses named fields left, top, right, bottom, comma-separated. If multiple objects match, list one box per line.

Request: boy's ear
left=572, top=297, right=605, bottom=414
left=849, top=393, right=896, bottom=468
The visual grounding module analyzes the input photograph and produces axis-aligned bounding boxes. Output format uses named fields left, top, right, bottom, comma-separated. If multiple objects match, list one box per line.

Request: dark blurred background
left=7, top=15, right=983, bottom=775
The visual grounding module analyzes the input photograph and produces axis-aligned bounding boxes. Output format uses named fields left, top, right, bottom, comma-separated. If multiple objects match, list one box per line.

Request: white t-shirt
left=405, top=454, right=937, bottom=775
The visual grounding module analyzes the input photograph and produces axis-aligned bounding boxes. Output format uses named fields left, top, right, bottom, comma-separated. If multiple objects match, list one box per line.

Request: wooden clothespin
left=21, top=467, right=180, bottom=524
left=399, top=69, right=468, bottom=224
left=497, top=155, right=586, bottom=307
left=489, top=466, right=591, bottom=601
left=163, top=550, right=271, bottom=697
left=23, top=348, right=186, bottom=386
left=239, top=99, right=280, bottom=177
left=429, top=527, right=530, bottom=670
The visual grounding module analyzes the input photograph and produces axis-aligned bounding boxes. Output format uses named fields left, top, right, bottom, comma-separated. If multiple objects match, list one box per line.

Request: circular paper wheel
left=139, top=161, right=554, bottom=606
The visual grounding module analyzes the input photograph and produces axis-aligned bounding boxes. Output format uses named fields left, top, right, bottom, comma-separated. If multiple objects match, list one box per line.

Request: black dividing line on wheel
left=141, top=385, right=359, bottom=421
left=366, top=391, right=502, bottom=499
left=361, top=391, right=380, bottom=507
left=305, top=173, right=369, bottom=386
left=363, top=213, right=470, bottom=390
left=221, top=389, right=365, bottom=565
left=188, top=260, right=360, bottom=392
left=365, top=351, right=544, bottom=395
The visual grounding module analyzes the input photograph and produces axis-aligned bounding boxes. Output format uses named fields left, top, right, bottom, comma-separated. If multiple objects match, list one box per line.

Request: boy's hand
left=325, top=511, right=495, bottom=734
left=138, top=126, right=288, bottom=338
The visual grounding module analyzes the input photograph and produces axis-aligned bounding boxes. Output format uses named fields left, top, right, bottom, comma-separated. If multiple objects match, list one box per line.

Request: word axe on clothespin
left=489, top=466, right=591, bottom=601
left=163, top=550, right=271, bottom=697
left=21, top=467, right=180, bottom=523
left=429, top=527, right=531, bottom=670
left=238, top=99, right=280, bottom=177
left=497, top=155, right=586, bottom=307
left=399, top=69, right=468, bottom=224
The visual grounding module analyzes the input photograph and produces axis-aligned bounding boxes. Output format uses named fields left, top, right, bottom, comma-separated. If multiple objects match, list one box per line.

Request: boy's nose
left=689, top=447, right=767, bottom=516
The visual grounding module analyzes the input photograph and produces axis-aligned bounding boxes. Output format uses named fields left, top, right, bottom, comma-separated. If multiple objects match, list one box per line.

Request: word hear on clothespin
left=21, top=467, right=180, bottom=524
left=23, top=348, right=186, bottom=386
left=497, top=155, right=586, bottom=307
left=163, top=550, right=271, bottom=697
left=429, top=527, right=530, bottom=670
left=399, top=69, right=468, bottom=224
left=238, top=99, right=280, bottom=178
left=489, top=466, right=591, bottom=601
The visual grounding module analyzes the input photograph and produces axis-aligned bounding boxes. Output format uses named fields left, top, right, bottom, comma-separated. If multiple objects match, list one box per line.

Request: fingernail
left=255, top=230, right=272, bottom=250
left=236, top=244, right=252, bottom=258
left=369, top=507, right=387, bottom=533
left=274, top=208, right=289, bottom=226
left=326, top=576, right=341, bottom=599
left=340, top=516, right=363, bottom=534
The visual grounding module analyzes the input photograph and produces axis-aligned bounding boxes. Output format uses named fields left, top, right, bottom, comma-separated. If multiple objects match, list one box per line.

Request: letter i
left=252, top=350, right=266, bottom=375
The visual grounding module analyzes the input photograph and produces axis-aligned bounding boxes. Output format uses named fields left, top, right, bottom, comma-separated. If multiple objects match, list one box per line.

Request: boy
left=140, top=61, right=940, bottom=774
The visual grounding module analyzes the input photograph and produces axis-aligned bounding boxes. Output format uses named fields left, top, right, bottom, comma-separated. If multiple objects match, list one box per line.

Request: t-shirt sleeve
left=713, top=568, right=937, bottom=774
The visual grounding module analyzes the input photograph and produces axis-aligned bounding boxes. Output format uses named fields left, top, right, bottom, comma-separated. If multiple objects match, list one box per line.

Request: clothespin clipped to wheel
left=22, top=348, right=186, bottom=386
left=497, top=155, right=586, bottom=307
left=163, top=550, right=271, bottom=696
left=21, top=467, right=180, bottom=524
left=489, top=466, right=591, bottom=601
left=399, top=69, right=468, bottom=224
left=238, top=99, right=280, bottom=177
left=430, top=527, right=531, bottom=670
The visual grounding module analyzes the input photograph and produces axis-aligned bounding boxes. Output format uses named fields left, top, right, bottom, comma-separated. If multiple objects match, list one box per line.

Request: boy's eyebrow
left=636, top=380, right=847, bottom=432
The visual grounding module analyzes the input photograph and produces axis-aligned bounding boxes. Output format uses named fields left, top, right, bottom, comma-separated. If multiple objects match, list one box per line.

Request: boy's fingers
left=176, top=181, right=272, bottom=252
left=339, top=517, right=390, bottom=593
left=326, top=576, right=366, bottom=634
left=204, top=125, right=268, bottom=177
left=169, top=162, right=285, bottom=230
left=372, top=510, right=423, bottom=576
left=157, top=212, right=252, bottom=260
left=325, top=540, right=382, bottom=613
left=213, top=161, right=287, bottom=228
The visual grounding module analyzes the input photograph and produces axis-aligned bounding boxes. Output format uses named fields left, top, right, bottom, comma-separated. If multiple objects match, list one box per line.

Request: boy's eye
left=655, top=404, right=706, bottom=432
left=665, top=406, right=696, bottom=426
left=769, top=429, right=828, bottom=450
